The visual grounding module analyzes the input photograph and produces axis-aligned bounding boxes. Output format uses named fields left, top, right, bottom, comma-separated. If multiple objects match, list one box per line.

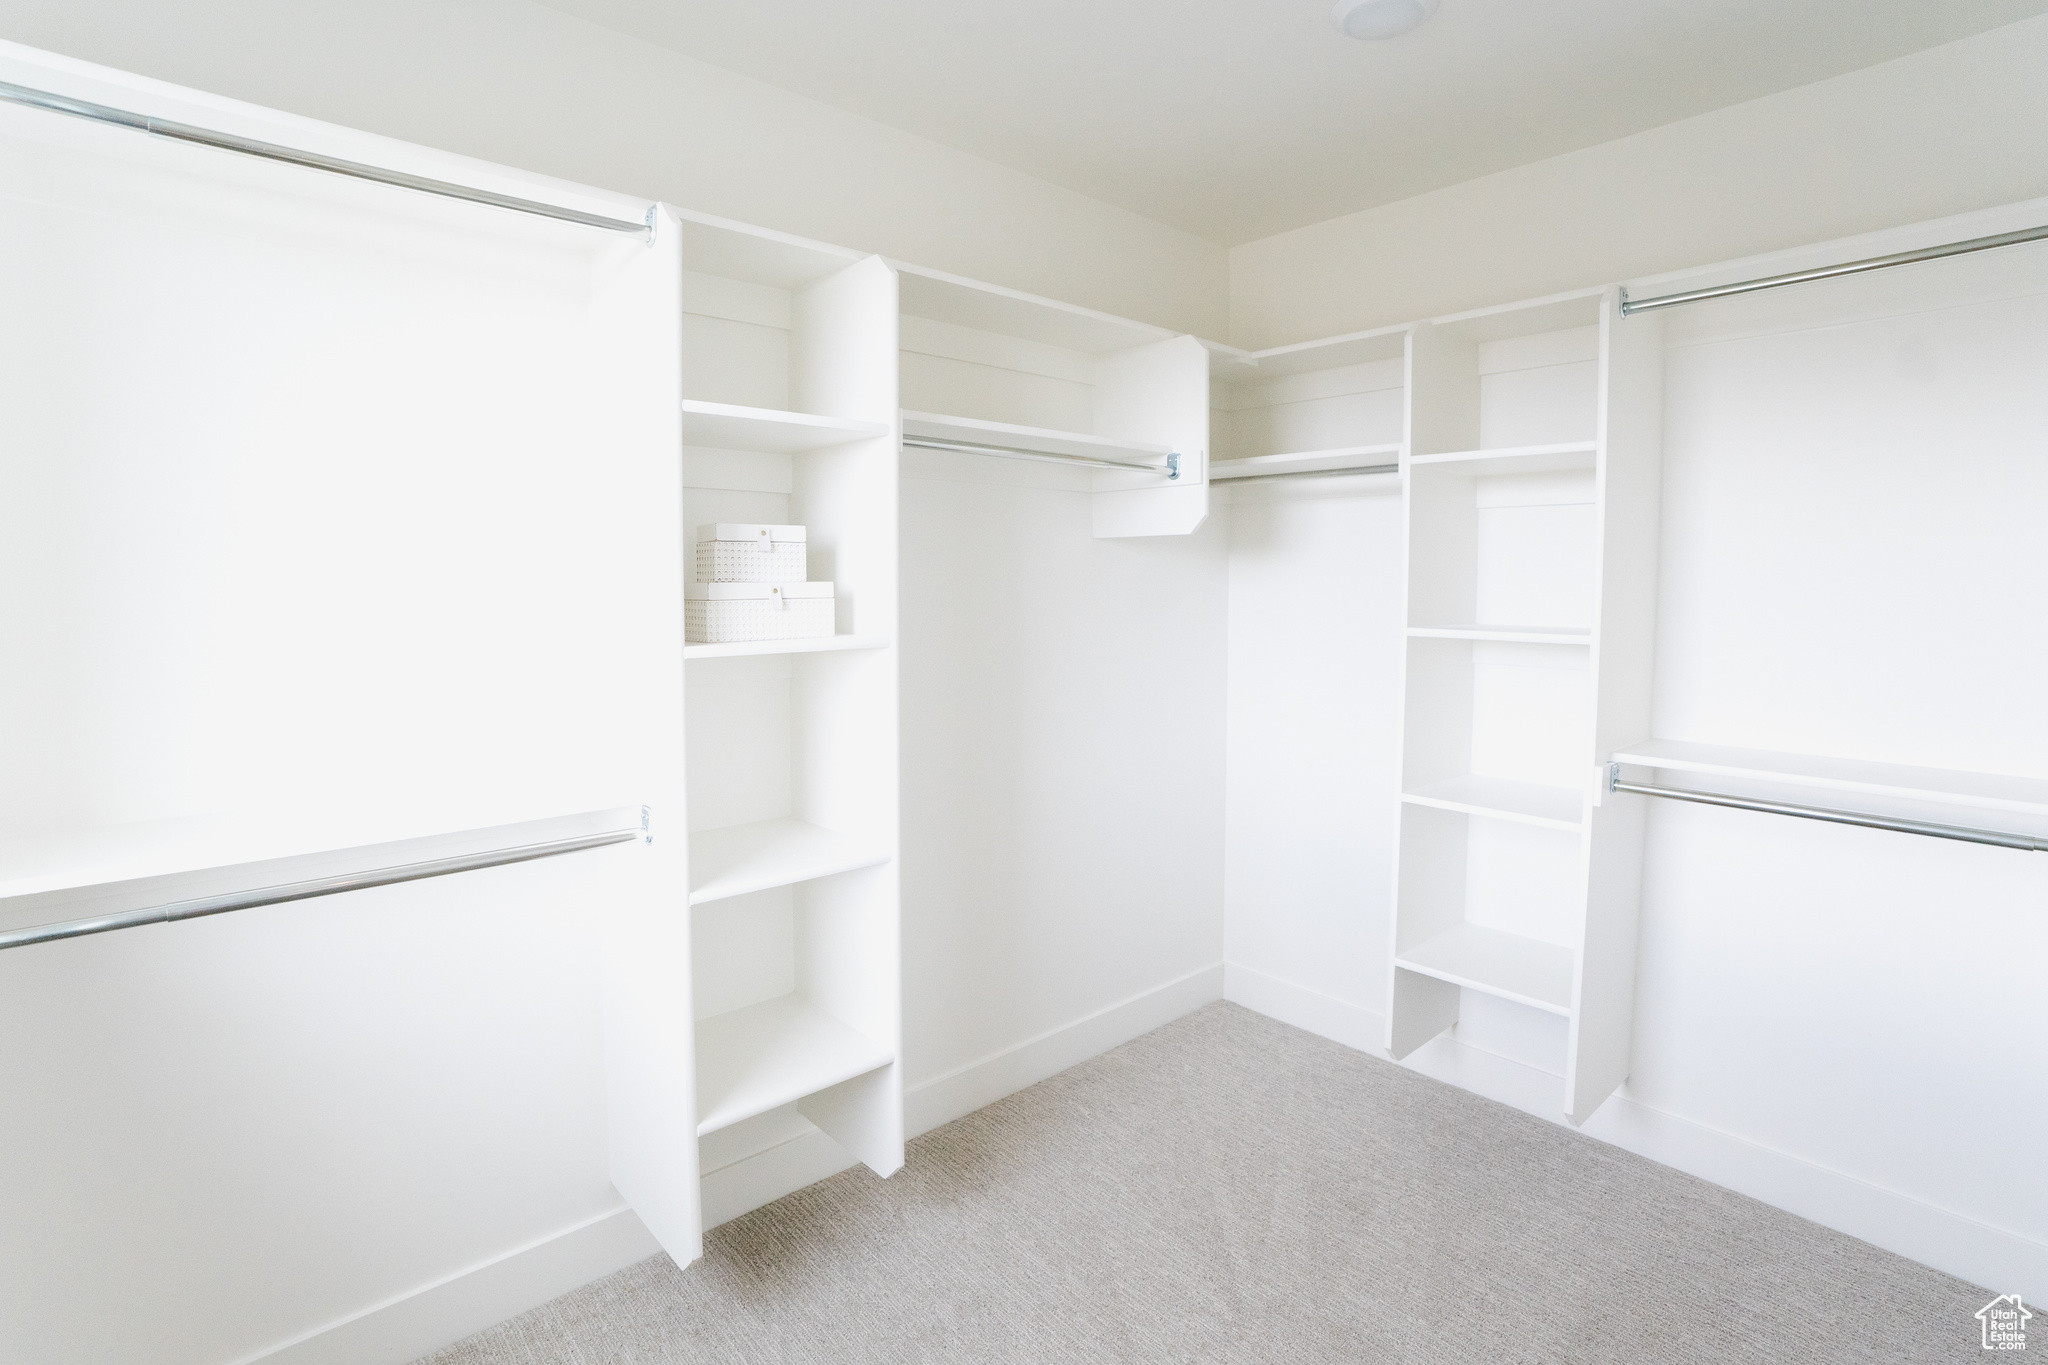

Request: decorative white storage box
left=696, top=523, right=807, bottom=584
left=685, top=582, right=835, bottom=644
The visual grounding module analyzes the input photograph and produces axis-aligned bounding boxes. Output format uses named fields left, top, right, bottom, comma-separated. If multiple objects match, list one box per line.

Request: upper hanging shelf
left=1209, top=444, right=1402, bottom=482
left=1609, top=739, right=2048, bottom=820
left=900, top=411, right=1173, bottom=469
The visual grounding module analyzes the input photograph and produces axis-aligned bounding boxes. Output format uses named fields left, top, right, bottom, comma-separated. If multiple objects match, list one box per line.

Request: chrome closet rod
left=1619, top=222, right=2048, bottom=315
left=1606, top=768, right=2046, bottom=852
left=0, top=78, right=650, bottom=236
left=1212, top=462, right=1399, bottom=483
left=903, top=435, right=1177, bottom=477
left=0, top=822, right=645, bottom=952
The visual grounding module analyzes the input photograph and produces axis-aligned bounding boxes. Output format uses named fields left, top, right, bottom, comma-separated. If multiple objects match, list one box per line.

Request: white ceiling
left=537, top=0, right=2048, bottom=245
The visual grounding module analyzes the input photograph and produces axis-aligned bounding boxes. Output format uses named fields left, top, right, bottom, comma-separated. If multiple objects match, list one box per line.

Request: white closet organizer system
left=12, top=50, right=2048, bottom=1278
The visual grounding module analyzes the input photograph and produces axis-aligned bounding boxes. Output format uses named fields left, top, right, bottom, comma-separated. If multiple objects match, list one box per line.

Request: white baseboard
left=1222, top=961, right=2048, bottom=1305
left=905, top=962, right=1226, bottom=1138
left=245, top=964, right=1227, bottom=1365
left=239, top=1205, right=661, bottom=1365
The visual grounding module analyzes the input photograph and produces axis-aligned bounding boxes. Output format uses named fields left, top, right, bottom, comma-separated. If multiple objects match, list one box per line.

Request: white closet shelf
left=1407, top=441, right=1596, bottom=477
left=1407, top=624, right=1590, bottom=645
left=1238, top=325, right=1410, bottom=375
left=684, top=635, right=890, bottom=662
left=1210, top=445, right=1403, bottom=481
left=1609, top=739, right=2048, bottom=819
left=679, top=399, right=890, bottom=453
left=901, top=410, right=1173, bottom=463
left=895, top=263, right=1177, bottom=355
left=694, top=993, right=894, bottom=1136
left=1395, top=923, right=1574, bottom=1016
left=1403, top=774, right=1584, bottom=830
left=687, top=818, right=891, bottom=905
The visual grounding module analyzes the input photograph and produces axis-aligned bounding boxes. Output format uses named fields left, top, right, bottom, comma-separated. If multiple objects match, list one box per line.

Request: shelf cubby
left=688, top=817, right=892, bottom=905
left=1209, top=325, right=1406, bottom=490
left=680, top=399, right=889, bottom=454
left=694, top=993, right=895, bottom=1137
left=1394, top=923, right=1575, bottom=1016
left=1401, top=774, right=1584, bottom=830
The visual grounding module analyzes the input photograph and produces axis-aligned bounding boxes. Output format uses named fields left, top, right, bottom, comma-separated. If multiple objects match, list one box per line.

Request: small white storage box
left=696, top=523, right=807, bottom=584
left=685, top=581, right=835, bottom=644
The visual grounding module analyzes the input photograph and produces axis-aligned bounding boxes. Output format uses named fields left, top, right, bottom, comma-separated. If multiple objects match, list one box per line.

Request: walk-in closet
left=0, top=8, right=2042, bottom=1363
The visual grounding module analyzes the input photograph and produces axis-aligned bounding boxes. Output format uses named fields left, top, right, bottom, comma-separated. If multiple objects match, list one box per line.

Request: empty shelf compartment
left=1395, top=923, right=1574, bottom=1015
left=688, top=818, right=891, bottom=905
left=1402, top=774, right=1584, bottom=830
left=679, top=399, right=889, bottom=453
left=694, top=994, right=894, bottom=1136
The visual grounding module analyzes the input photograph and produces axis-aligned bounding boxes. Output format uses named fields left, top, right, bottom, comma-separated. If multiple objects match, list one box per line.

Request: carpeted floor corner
left=418, top=1002, right=1990, bottom=1363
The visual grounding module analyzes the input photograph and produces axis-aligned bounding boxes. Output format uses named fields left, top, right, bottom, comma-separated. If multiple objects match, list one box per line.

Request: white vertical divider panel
left=1568, top=289, right=1665, bottom=1123
left=598, top=205, right=703, bottom=1265
left=790, top=256, right=904, bottom=1174
left=1092, top=335, right=1210, bottom=538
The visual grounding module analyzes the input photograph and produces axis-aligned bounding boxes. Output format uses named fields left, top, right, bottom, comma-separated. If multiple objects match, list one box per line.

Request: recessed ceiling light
left=1331, top=0, right=1439, bottom=40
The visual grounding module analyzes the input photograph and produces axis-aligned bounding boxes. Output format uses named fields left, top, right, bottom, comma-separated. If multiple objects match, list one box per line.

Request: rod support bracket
left=1167, top=453, right=1180, bottom=481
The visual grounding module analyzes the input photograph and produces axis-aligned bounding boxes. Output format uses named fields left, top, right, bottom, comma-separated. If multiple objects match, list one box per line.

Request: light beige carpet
left=421, top=1003, right=1989, bottom=1363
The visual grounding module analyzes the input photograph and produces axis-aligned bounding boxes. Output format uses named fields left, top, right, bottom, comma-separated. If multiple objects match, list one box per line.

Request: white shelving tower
left=606, top=210, right=904, bottom=1266
left=1385, top=286, right=1664, bottom=1124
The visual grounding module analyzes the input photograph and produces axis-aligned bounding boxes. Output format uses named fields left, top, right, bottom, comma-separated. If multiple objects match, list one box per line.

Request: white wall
left=1228, top=14, right=2048, bottom=348
left=902, top=458, right=1228, bottom=1091
left=1221, top=480, right=1403, bottom=1007
left=0, top=0, right=1228, bottom=337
